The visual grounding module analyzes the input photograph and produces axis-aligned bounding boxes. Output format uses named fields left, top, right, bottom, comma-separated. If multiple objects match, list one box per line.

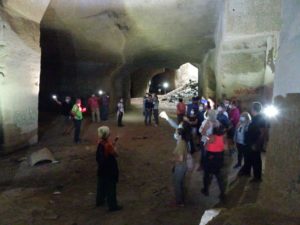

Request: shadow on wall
left=39, top=25, right=77, bottom=112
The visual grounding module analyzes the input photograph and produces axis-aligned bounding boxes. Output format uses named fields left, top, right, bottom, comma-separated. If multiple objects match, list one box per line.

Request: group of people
left=143, top=93, right=160, bottom=126
left=53, top=94, right=125, bottom=144
left=87, top=94, right=110, bottom=123
left=54, top=92, right=268, bottom=211
left=166, top=96, right=268, bottom=206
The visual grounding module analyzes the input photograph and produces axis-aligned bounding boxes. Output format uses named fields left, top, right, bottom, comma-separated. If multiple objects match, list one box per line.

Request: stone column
left=259, top=0, right=300, bottom=216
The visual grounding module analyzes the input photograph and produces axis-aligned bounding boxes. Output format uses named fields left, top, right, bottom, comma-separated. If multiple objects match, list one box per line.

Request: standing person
left=227, top=100, right=241, bottom=153
left=199, top=110, right=219, bottom=170
left=217, top=104, right=230, bottom=129
left=229, top=101, right=240, bottom=129
left=187, top=98, right=199, bottom=117
left=233, top=112, right=251, bottom=168
left=152, top=93, right=159, bottom=126
left=101, top=94, right=110, bottom=121
left=71, top=98, right=86, bottom=144
left=53, top=96, right=73, bottom=135
left=142, top=93, right=148, bottom=116
left=117, top=98, right=124, bottom=127
left=144, top=94, right=153, bottom=126
left=239, top=102, right=267, bottom=182
left=201, top=124, right=226, bottom=200
left=96, top=126, right=122, bottom=211
left=176, top=98, right=186, bottom=124
left=171, top=126, right=189, bottom=207
left=88, top=94, right=100, bottom=123
left=185, top=110, right=198, bottom=154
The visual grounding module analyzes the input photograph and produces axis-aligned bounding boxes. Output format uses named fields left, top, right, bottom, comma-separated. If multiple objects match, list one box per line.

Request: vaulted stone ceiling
left=41, top=0, right=221, bottom=68
left=0, top=0, right=281, bottom=152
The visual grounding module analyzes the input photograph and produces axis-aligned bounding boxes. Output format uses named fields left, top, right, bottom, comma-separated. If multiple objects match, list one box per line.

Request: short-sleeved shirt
left=177, top=102, right=186, bottom=115
left=71, top=104, right=83, bottom=120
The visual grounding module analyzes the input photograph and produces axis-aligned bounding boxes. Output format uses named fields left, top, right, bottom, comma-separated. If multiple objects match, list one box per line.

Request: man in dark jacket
left=144, top=94, right=154, bottom=125
left=239, top=102, right=266, bottom=182
left=96, top=126, right=122, bottom=211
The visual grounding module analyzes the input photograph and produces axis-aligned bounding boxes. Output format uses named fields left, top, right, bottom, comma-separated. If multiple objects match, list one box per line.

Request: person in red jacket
left=201, top=124, right=226, bottom=201
left=176, top=98, right=186, bottom=123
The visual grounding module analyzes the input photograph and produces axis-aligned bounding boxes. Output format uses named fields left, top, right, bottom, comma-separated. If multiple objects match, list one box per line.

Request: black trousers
left=250, top=150, right=262, bottom=179
left=73, top=119, right=82, bottom=142
left=240, top=146, right=262, bottom=179
left=177, top=114, right=184, bottom=124
left=203, top=151, right=225, bottom=194
left=153, top=109, right=159, bottom=125
left=236, top=143, right=246, bottom=166
left=96, top=176, right=118, bottom=209
left=117, top=112, right=123, bottom=126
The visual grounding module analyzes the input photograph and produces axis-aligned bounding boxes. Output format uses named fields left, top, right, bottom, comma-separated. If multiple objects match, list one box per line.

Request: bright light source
left=163, top=82, right=169, bottom=88
left=263, top=105, right=279, bottom=118
left=52, top=94, right=57, bottom=100
left=98, top=90, right=103, bottom=95
left=159, top=111, right=169, bottom=120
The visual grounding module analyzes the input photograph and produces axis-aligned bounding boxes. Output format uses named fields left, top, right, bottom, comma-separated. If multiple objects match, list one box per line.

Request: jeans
left=144, top=109, right=152, bottom=125
left=173, top=163, right=187, bottom=204
left=101, top=106, right=108, bottom=121
left=73, top=119, right=82, bottom=143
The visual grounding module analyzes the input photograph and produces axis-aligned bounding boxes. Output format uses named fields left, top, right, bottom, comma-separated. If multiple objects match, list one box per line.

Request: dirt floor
left=0, top=102, right=263, bottom=225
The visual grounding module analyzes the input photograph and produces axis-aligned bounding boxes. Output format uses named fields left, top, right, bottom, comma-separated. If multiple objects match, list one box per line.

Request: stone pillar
left=259, top=0, right=300, bottom=216
left=0, top=2, right=49, bottom=153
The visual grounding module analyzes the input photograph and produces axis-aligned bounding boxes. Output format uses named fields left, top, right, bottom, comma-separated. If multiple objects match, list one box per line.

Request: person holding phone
left=96, top=126, right=122, bottom=212
left=71, top=98, right=86, bottom=144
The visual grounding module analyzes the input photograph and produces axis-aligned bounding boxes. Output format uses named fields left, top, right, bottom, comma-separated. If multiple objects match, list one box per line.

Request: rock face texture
left=0, top=0, right=299, bottom=221
left=39, top=0, right=221, bottom=108
left=0, top=0, right=50, bottom=152
left=0, top=0, right=282, bottom=151
left=259, top=0, right=300, bottom=216
left=201, top=0, right=281, bottom=103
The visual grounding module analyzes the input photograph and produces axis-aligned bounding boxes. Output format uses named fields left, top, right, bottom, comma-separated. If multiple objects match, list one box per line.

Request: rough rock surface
left=0, top=1, right=50, bottom=152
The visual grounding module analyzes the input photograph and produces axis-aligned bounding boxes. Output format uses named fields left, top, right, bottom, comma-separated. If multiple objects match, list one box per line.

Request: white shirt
left=117, top=102, right=124, bottom=113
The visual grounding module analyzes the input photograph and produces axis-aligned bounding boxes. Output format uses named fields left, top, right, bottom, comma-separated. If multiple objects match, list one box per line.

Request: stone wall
left=0, top=1, right=50, bottom=153
left=259, top=0, right=300, bottom=216
left=214, top=0, right=280, bottom=102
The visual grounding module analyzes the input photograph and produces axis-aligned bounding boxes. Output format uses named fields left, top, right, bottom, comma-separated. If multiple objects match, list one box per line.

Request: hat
left=98, top=126, right=110, bottom=139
